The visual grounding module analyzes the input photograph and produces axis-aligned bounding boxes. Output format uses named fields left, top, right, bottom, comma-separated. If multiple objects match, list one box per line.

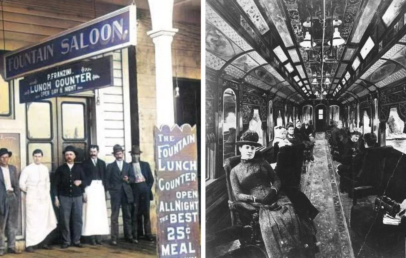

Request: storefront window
left=27, top=102, right=51, bottom=139
left=62, top=103, right=85, bottom=139
left=28, top=143, right=52, bottom=172
left=386, top=107, right=406, bottom=153
left=0, top=78, right=10, bottom=116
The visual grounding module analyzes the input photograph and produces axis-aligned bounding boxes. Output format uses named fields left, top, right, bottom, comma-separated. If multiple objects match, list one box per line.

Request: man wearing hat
left=81, top=145, right=109, bottom=245
left=54, top=145, right=86, bottom=249
left=105, top=144, right=135, bottom=245
left=0, top=148, right=20, bottom=255
left=129, top=145, right=154, bottom=242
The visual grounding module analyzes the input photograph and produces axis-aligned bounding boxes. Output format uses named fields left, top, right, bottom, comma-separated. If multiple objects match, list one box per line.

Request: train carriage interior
left=205, top=0, right=406, bottom=257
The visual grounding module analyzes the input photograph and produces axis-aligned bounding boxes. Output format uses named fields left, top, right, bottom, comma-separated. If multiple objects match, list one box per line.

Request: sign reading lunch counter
left=4, top=5, right=136, bottom=80
left=154, top=125, right=200, bottom=258
left=19, top=56, right=112, bottom=103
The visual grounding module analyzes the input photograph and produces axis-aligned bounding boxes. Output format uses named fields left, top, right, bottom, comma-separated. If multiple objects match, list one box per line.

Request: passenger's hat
left=0, top=148, right=12, bottom=158
left=112, top=144, right=124, bottom=154
left=129, top=145, right=142, bottom=155
left=63, top=145, right=78, bottom=156
left=236, top=130, right=262, bottom=147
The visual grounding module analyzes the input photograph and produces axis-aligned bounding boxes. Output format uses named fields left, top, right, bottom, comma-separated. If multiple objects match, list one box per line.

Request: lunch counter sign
left=19, top=56, right=113, bottom=103
left=4, top=5, right=136, bottom=80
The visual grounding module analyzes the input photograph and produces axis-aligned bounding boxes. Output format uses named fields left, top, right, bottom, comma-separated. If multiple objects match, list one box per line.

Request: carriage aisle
left=302, top=132, right=354, bottom=258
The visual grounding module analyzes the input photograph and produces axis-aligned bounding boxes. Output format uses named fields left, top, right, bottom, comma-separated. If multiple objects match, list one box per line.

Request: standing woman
left=19, top=149, right=57, bottom=252
left=230, top=130, right=318, bottom=257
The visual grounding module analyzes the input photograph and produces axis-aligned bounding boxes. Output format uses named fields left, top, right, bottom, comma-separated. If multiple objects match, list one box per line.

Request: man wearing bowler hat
left=105, top=144, right=135, bottom=245
left=54, top=145, right=86, bottom=249
left=129, top=145, right=154, bottom=242
left=0, top=148, right=20, bottom=255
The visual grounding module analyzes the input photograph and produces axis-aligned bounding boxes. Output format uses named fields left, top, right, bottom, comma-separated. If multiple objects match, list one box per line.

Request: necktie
left=93, top=159, right=97, bottom=166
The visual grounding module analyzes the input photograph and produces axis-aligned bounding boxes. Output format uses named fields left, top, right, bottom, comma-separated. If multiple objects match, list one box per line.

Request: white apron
left=82, top=180, right=109, bottom=236
left=19, top=163, right=57, bottom=247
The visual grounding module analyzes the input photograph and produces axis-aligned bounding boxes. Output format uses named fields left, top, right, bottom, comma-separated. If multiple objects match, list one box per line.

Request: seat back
left=275, top=143, right=305, bottom=189
left=224, top=155, right=241, bottom=225
left=357, top=146, right=390, bottom=188
left=379, top=147, right=406, bottom=202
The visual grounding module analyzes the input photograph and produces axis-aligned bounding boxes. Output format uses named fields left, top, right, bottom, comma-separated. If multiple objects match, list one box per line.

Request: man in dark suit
left=81, top=145, right=109, bottom=245
left=129, top=145, right=154, bottom=242
left=0, top=148, right=20, bottom=255
left=105, top=144, right=135, bottom=245
left=54, top=145, right=86, bottom=249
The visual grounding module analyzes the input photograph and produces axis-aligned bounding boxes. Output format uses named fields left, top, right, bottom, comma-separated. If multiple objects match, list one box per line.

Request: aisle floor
left=302, top=132, right=354, bottom=258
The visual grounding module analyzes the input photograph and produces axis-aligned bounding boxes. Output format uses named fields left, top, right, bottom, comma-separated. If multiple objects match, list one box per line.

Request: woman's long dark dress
left=230, top=158, right=317, bottom=257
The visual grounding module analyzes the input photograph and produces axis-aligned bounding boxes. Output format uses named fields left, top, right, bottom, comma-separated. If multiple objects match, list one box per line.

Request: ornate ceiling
left=206, top=0, right=406, bottom=105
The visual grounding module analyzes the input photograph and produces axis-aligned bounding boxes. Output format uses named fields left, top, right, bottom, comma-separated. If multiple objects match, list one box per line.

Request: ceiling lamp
left=300, top=31, right=316, bottom=49
left=323, top=90, right=327, bottom=95
left=328, top=27, right=345, bottom=47
left=311, top=78, right=318, bottom=85
left=324, top=78, right=331, bottom=84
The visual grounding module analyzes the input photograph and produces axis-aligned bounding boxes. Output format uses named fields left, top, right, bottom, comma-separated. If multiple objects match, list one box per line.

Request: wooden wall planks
left=0, top=0, right=124, bottom=51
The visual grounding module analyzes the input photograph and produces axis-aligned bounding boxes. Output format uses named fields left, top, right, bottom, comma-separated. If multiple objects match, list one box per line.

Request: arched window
left=223, top=88, right=237, bottom=163
left=249, top=109, right=264, bottom=145
left=363, top=110, right=371, bottom=134
left=329, top=105, right=340, bottom=123
left=267, top=100, right=274, bottom=142
left=302, top=105, right=313, bottom=124
left=385, top=107, right=406, bottom=154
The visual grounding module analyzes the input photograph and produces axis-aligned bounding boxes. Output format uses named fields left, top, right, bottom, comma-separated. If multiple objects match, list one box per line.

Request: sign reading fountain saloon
left=19, top=56, right=113, bottom=103
left=3, top=5, right=136, bottom=80
left=154, top=125, right=200, bottom=258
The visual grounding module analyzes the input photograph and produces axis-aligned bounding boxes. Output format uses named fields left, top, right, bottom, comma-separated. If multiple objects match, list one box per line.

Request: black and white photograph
left=0, top=0, right=201, bottom=257
left=205, top=0, right=406, bottom=257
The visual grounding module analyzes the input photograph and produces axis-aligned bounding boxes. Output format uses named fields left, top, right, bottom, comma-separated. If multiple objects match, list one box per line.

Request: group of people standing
left=0, top=143, right=154, bottom=255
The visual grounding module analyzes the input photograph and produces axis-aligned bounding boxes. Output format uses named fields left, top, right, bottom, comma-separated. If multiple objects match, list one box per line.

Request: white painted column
left=147, top=0, right=178, bottom=126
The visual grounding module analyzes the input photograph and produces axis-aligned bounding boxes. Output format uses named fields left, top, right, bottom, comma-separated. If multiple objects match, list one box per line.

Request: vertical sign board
left=154, top=125, right=200, bottom=258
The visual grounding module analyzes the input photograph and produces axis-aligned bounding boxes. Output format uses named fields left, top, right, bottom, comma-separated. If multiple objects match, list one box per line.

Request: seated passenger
left=301, top=121, right=314, bottom=141
left=286, top=123, right=302, bottom=145
left=230, top=130, right=318, bottom=257
left=364, top=133, right=379, bottom=148
left=336, top=132, right=361, bottom=178
left=294, top=120, right=305, bottom=141
left=271, top=126, right=291, bottom=164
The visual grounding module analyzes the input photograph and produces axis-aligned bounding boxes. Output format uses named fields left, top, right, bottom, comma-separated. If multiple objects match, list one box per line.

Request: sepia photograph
left=205, top=0, right=406, bottom=257
left=0, top=0, right=200, bottom=257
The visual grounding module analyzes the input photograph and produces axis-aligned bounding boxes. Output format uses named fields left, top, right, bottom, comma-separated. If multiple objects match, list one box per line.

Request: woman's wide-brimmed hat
left=0, top=148, right=12, bottom=158
left=63, top=145, right=78, bottom=156
left=236, top=130, right=262, bottom=147
left=129, top=145, right=142, bottom=154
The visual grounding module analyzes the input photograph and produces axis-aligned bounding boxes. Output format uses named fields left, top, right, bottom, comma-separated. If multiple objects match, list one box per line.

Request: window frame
left=25, top=101, right=53, bottom=140
left=0, top=80, right=13, bottom=118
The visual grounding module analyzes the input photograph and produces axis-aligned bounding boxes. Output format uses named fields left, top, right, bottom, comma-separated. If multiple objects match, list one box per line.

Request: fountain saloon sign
left=3, top=5, right=136, bottom=80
